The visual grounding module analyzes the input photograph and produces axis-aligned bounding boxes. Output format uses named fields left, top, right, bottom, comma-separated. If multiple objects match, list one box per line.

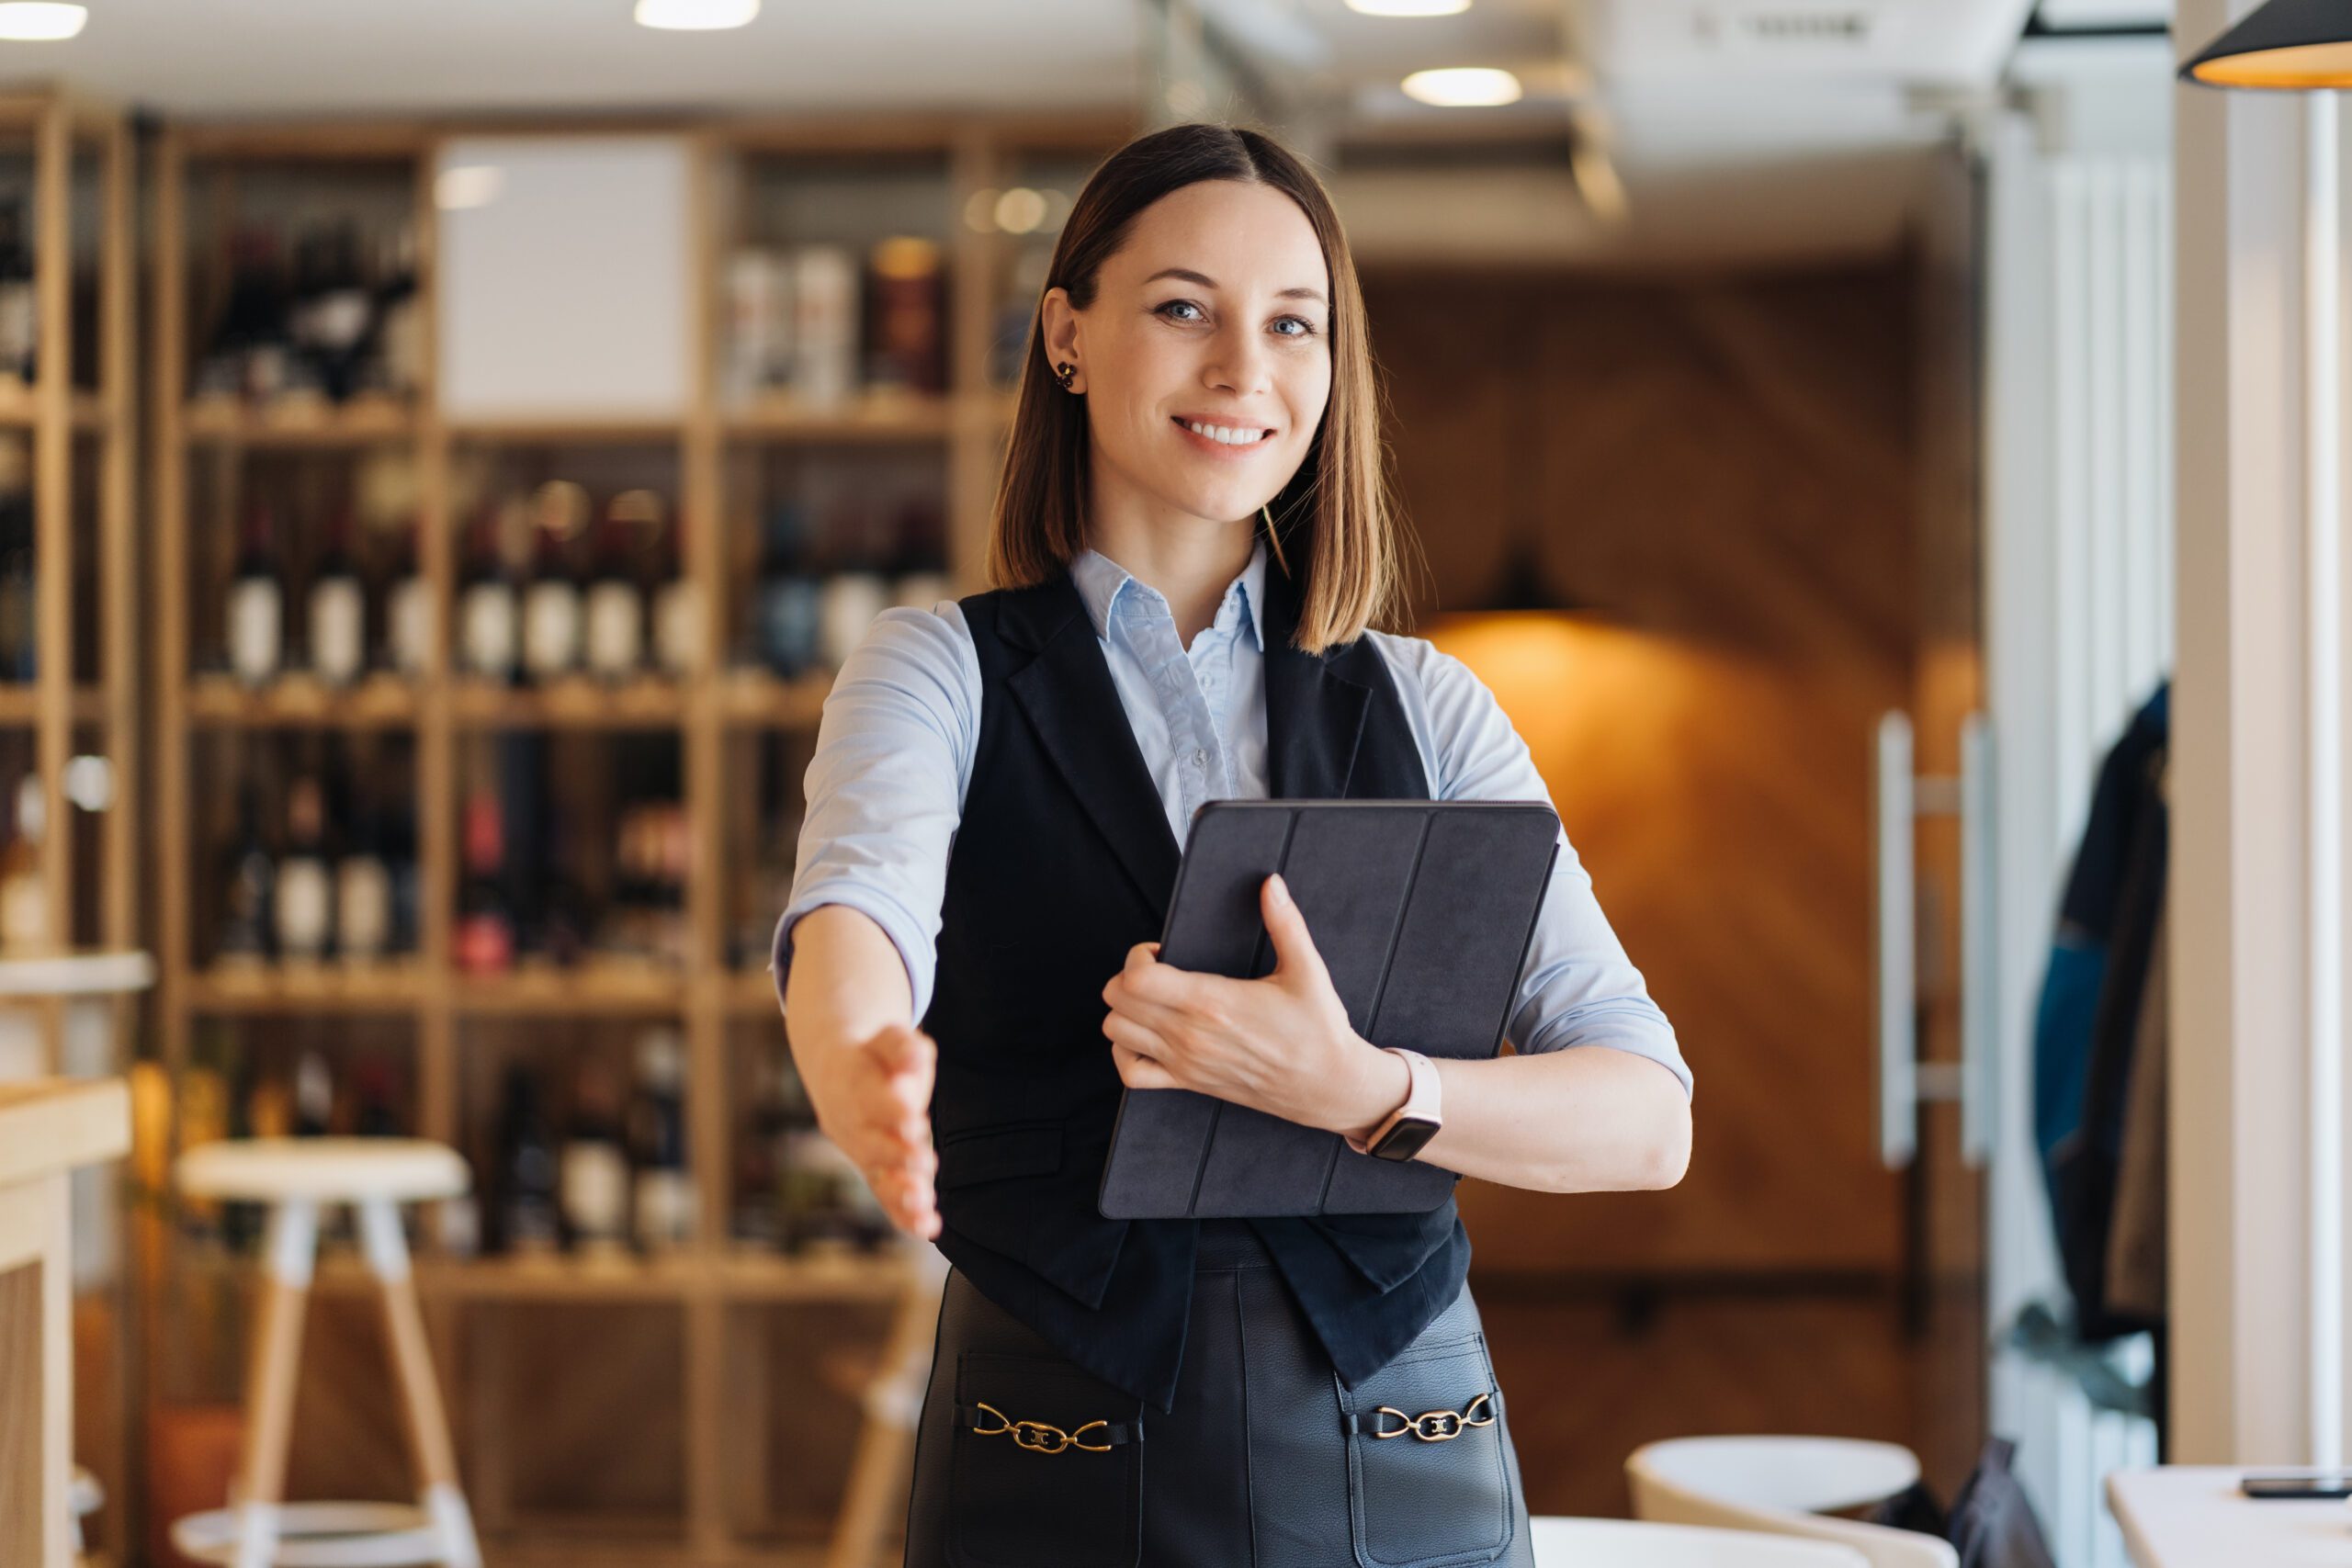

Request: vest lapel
left=1001, top=573, right=1183, bottom=921
left=1261, top=551, right=1370, bottom=800
left=994, top=553, right=1378, bottom=923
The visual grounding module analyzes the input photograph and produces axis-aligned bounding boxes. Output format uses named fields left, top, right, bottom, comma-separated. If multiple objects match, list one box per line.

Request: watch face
left=1371, top=1116, right=1440, bottom=1161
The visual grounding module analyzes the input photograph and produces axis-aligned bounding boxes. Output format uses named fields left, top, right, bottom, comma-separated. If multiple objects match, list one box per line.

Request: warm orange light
left=2188, top=40, right=2352, bottom=87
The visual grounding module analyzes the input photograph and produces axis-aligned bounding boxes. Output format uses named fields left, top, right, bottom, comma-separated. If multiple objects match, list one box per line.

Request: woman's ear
left=1039, top=287, right=1082, bottom=392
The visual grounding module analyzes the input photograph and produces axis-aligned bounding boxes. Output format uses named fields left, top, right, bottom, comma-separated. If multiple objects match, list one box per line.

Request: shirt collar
left=1070, top=536, right=1267, bottom=651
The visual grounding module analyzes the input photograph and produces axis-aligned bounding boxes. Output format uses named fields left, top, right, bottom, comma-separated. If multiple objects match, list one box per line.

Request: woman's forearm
left=779, top=903, right=914, bottom=1064
left=1377, top=1045, right=1691, bottom=1194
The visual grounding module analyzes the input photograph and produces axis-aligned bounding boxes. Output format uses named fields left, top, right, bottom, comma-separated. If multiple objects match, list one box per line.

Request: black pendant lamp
left=2181, top=0, right=2352, bottom=89
left=1477, top=519, right=1581, bottom=615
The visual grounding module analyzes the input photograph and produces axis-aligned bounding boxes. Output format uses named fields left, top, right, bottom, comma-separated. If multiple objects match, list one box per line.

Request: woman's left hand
left=1102, top=873, right=1391, bottom=1134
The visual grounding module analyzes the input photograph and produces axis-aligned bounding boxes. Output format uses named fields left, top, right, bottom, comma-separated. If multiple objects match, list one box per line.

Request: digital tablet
left=1097, top=798, right=1561, bottom=1220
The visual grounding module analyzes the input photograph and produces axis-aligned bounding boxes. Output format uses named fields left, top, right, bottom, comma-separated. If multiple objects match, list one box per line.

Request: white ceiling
left=0, top=0, right=2084, bottom=267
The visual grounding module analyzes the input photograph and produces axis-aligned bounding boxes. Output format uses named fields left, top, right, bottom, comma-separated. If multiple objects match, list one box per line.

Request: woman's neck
left=1085, top=511, right=1258, bottom=650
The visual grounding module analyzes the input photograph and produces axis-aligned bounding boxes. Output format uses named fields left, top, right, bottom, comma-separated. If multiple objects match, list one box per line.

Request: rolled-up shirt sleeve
left=768, top=602, right=978, bottom=1025
left=1372, top=633, right=1693, bottom=1101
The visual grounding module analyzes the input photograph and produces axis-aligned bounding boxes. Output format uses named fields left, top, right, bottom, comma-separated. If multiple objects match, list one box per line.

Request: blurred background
left=0, top=1, right=2184, bottom=1564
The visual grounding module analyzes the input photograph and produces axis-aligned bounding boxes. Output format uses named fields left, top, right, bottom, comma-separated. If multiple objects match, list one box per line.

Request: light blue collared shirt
left=770, top=537, right=1692, bottom=1100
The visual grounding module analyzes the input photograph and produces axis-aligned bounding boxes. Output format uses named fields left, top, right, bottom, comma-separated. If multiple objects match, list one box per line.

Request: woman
left=774, top=121, right=1693, bottom=1568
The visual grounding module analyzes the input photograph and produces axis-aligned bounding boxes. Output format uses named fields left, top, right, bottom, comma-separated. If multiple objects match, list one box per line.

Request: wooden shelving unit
left=0, top=77, right=142, bottom=1568
left=150, top=108, right=1130, bottom=1562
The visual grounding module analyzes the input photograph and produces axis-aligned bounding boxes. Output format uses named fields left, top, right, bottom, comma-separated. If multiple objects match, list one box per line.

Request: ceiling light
left=2180, top=0, right=2352, bottom=88
left=0, top=3, right=87, bottom=40
left=634, top=0, right=758, bottom=31
left=435, top=165, right=503, bottom=211
left=1348, top=0, right=1471, bottom=14
left=1400, top=67, right=1522, bottom=107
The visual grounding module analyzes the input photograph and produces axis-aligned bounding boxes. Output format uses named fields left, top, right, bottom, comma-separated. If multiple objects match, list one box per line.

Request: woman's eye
left=1155, top=299, right=1320, bottom=339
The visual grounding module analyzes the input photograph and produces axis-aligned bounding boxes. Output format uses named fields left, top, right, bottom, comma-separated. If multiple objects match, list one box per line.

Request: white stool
left=169, top=1138, right=482, bottom=1568
left=1624, top=1437, right=1954, bottom=1568
left=1531, top=1516, right=1869, bottom=1566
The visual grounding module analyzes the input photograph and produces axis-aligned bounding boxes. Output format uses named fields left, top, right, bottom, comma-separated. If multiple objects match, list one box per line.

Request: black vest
left=923, top=556, right=1470, bottom=1415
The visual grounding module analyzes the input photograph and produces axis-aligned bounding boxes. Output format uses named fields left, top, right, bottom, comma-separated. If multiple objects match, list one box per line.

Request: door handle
left=1873, top=709, right=1996, bottom=1170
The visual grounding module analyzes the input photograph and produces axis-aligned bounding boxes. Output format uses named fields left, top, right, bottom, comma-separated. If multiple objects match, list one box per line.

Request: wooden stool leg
left=232, top=1198, right=316, bottom=1568
left=358, top=1197, right=481, bottom=1568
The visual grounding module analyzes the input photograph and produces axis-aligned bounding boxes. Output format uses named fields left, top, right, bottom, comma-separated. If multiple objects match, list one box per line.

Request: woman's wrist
left=1334, top=1038, right=1414, bottom=1144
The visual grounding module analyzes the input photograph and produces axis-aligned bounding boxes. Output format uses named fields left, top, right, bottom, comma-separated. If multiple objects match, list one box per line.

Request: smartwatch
left=1344, top=1047, right=1443, bottom=1161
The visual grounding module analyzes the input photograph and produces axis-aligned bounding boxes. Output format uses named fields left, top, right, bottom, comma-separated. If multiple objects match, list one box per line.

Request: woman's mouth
left=1171, top=416, right=1273, bottom=457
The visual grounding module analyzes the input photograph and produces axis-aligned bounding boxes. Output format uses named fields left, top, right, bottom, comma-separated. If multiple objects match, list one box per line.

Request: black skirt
left=901, top=1216, right=1538, bottom=1568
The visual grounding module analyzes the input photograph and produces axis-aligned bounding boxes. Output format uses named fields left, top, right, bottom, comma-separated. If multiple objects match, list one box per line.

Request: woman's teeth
left=1181, top=420, right=1268, bottom=446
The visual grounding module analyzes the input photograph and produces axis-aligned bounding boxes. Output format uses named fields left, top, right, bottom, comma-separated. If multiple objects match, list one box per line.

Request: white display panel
left=435, top=135, right=692, bottom=420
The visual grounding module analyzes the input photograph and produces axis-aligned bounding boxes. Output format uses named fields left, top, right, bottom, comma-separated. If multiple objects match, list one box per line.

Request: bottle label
left=584, top=582, right=644, bottom=678
left=275, top=859, right=333, bottom=960
left=460, top=584, right=517, bottom=677
left=561, top=1145, right=630, bottom=1242
left=523, top=582, right=582, bottom=678
left=654, top=580, right=705, bottom=676
left=336, top=857, right=391, bottom=960
left=389, top=577, right=433, bottom=676
left=310, top=579, right=365, bottom=685
left=228, top=580, right=283, bottom=684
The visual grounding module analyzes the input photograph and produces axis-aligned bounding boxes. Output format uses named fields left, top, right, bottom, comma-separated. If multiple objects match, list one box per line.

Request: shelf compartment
left=184, top=961, right=429, bottom=1013
left=451, top=963, right=686, bottom=1015
left=723, top=390, right=952, bottom=443
left=450, top=677, right=688, bottom=730
left=182, top=398, right=417, bottom=447
left=187, top=672, right=420, bottom=728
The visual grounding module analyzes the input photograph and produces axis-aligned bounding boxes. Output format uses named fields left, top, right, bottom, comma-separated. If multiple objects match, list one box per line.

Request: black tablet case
left=1097, top=799, right=1561, bottom=1219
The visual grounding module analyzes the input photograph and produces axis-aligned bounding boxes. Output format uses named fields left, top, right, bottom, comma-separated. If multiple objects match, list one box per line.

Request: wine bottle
left=334, top=773, right=392, bottom=966
left=274, top=773, right=334, bottom=964
left=753, top=502, right=821, bottom=678
left=0, top=197, right=32, bottom=390
left=307, top=505, right=366, bottom=687
left=628, top=1027, right=694, bottom=1252
left=582, top=509, right=645, bottom=682
left=218, top=781, right=276, bottom=966
left=458, top=503, right=521, bottom=682
left=646, top=500, right=703, bottom=680
left=560, top=1057, right=631, bottom=1258
left=492, top=1065, right=560, bottom=1258
left=453, top=790, right=514, bottom=974
left=293, top=1048, right=332, bottom=1137
left=228, top=503, right=284, bottom=687
left=520, top=507, right=583, bottom=685
left=307, top=220, right=374, bottom=404
left=384, top=517, right=432, bottom=679
left=367, top=223, right=423, bottom=404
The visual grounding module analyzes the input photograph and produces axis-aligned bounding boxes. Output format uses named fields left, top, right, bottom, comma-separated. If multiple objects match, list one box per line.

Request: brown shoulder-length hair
left=985, top=121, right=1417, bottom=654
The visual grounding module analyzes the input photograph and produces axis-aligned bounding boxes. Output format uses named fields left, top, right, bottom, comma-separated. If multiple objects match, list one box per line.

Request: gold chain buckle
left=971, top=1400, right=1114, bottom=1454
left=1369, top=1392, right=1496, bottom=1442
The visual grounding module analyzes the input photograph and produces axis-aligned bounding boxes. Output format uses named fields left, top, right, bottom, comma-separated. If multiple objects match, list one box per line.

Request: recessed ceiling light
left=1347, top=0, right=1472, bottom=15
left=0, top=3, right=87, bottom=41
left=634, top=0, right=757, bottom=30
left=1400, top=66, right=1522, bottom=107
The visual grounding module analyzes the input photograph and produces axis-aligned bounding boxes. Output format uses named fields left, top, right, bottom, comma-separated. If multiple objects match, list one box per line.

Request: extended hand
left=1101, top=873, right=1391, bottom=1134
left=801, top=1022, right=940, bottom=1241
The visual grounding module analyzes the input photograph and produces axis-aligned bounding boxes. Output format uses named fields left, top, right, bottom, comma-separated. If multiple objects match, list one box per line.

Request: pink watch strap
left=1344, top=1047, right=1441, bottom=1156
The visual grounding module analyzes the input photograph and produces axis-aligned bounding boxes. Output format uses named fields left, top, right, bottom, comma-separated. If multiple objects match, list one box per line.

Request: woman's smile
left=1170, top=413, right=1278, bottom=459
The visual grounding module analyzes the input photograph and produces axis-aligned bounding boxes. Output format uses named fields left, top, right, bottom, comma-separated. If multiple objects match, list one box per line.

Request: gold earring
left=1260, top=502, right=1291, bottom=579
left=1055, top=361, right=1078, bottom=392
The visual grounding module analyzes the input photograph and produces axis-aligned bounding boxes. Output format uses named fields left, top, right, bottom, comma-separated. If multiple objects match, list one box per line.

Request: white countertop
left=2108, top=1467, right=2352, bottom=1567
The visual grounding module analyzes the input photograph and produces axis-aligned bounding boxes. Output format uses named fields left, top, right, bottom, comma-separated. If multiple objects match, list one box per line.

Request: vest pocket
left=1337, top=1332, right=1516, bottom=1568
left=947, top=1348, right=1146, bottom=1568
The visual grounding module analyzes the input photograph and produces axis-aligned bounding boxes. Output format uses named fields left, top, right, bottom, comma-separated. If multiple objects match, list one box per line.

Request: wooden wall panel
left=1363, top=265, right=1918, bottom=1278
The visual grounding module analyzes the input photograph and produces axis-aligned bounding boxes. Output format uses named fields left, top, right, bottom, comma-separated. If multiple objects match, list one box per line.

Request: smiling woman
left=776, top=119, right=1688, bottom=1567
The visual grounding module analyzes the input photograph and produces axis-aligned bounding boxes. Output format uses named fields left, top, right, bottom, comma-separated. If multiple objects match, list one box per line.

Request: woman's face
left=1043, top=179, right=1333, bottom=536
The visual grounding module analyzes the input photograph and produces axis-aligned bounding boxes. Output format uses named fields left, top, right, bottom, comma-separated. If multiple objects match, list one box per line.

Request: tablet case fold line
left=1314, top=807, right=1436, bottom=1207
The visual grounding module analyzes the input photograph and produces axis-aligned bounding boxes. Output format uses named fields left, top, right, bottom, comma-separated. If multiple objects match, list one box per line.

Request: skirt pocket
left=946, top=1348, right=1147, bottom=1568
left=1336, top=1331, right=1515, bottom=1568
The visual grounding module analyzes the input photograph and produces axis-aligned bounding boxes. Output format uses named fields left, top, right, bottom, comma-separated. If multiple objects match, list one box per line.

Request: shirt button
left=1191, top=749, right=1207, bottom=768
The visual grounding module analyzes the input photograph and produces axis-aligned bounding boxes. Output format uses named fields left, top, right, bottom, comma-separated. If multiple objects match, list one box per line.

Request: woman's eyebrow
left=1140, top=265, right=1328, bottom=308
